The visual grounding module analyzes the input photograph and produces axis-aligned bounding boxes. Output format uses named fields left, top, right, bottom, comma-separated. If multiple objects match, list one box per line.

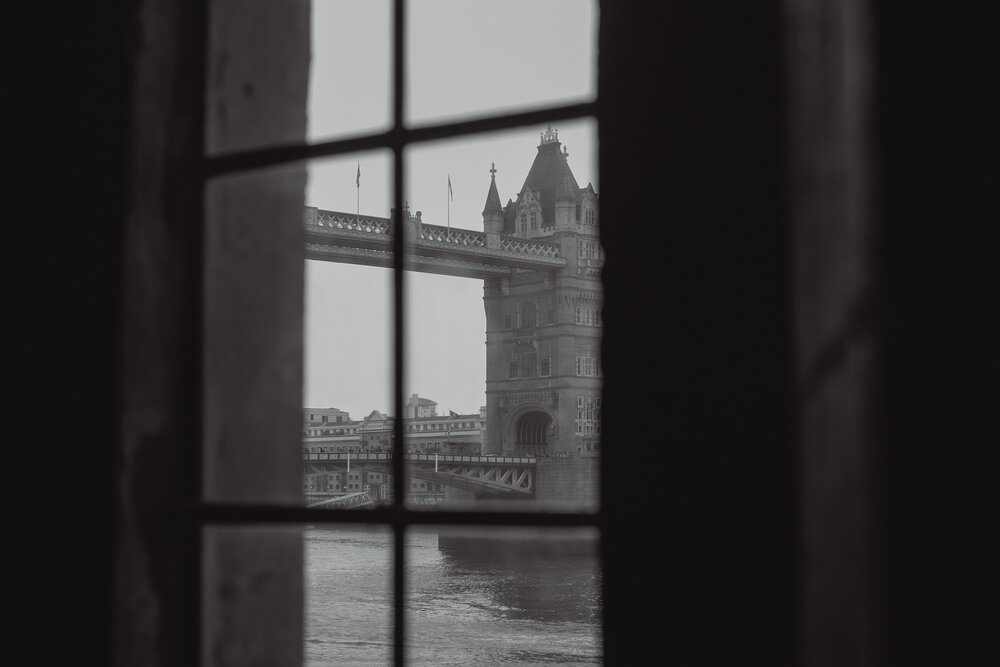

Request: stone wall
left=534, top=456, right=600, bottom=511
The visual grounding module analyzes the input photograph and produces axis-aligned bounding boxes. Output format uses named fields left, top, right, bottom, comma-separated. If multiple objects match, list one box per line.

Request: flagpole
left=356, top=162, right=360, bottom=216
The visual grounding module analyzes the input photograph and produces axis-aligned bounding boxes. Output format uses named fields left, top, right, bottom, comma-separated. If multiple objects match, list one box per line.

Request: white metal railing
left=302, top=452, right=536, bottom=464
left=306, top=489, right=375, bottom=509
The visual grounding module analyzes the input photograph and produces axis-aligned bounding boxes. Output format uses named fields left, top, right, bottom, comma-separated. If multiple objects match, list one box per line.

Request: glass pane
left=303, top=150, right=395, bottom=508
left=405, top=0, right=598, bottom=126
left=402, top=121, right=601, bottom=512
left=203, top=526, right=305, bottom=665
left=304, top=524, right=393, bottom=665
left=308, top=0, right=392, bottom=143
left=205, top=1, right=312, bottom=156
left=204, top=162, right=310, bottom=504
left=407, top=525, right=602, bottom=665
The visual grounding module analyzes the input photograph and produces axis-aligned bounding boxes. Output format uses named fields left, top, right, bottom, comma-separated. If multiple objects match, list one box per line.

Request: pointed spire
left=482, top=161, right=503, bottom=217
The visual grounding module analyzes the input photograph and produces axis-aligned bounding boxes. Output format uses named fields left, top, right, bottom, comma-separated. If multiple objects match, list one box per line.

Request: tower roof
left=486, top=126, right=589, bottom=233
left=555, top=168, right=578, bottom=202
left=482, top=162, right=504, bottom=217
left=518, top=125, right=581, bottom=224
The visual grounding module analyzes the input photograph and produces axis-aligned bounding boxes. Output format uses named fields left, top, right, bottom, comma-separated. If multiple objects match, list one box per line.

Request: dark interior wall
left=28, top=2, right=135, bottom=665
left=29, top=1, right=205, bottom=664
left=598, top=3, right=794, bottom=664
left=32, top=1, right=991, bottom=665
left=876, top=8, right=993, bottom=666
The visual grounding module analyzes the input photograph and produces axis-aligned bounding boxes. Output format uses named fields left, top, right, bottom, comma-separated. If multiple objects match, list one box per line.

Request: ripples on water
left=305, top=525, right=602, bottom=666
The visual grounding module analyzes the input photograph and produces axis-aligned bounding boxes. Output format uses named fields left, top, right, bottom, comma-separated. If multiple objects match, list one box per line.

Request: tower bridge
left=305, top=126, right=601, bottom=509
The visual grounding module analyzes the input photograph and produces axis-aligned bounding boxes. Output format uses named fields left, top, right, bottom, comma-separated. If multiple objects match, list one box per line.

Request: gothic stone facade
left=482, top=126, right=602, bottom=457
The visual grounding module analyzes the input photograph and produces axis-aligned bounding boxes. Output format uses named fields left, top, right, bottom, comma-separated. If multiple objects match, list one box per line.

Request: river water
left=304, top=525, right=603, bottom=666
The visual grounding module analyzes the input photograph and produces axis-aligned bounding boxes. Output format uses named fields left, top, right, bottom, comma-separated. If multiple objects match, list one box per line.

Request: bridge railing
left=303, top=452, right=536, bottom=464
left=418, top=223, right=486, bottom=247
left=498, top=236, right=561, bottom=258
left=305, top=208, right=562, bottom=260
left=310, top=209, right=392, bottom=235
left=306, top=489, right=374, bottom=509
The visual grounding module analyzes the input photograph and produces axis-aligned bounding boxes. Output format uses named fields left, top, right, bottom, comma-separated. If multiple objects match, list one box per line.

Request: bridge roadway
left=304, top=207, right=566, bottom=279
left=303, top=451, right=537, bottom=497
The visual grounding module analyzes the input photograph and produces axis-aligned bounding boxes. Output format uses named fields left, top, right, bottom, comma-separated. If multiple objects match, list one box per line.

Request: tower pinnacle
left=482, top=161, right=504, bottom=218
left=539, top=124, right=559, bottom=145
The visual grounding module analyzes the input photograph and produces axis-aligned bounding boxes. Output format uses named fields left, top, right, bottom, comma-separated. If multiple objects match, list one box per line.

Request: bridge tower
left=482, top=126, right=602, bottom=457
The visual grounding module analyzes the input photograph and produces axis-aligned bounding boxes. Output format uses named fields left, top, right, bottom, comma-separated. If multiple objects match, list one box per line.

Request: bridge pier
left=533, top=456, right=600, bottom=511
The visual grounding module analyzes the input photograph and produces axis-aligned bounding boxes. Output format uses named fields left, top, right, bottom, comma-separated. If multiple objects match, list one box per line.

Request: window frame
left=198, top=2, right=602, bottom=665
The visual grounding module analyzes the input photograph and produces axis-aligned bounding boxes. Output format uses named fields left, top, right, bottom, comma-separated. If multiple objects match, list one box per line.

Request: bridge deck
left=304, top=452, right=537, bottom=496
left=304, top=208, right=566, bottom=278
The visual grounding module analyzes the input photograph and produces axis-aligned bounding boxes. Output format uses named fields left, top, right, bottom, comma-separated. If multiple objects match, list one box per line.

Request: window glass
left=299, top=2, right=601, bottom=664
left=303, top=149, right=394, bottom=507
left=203, top=526, right=306, bottom=665
left=406, top=525, right=602, bottom=665
left=399, top=122, right=600, bottom=513
left=204, top=162, right=309, bottom=505
left=405, top=0, right=598, bottom=126
left=304, top=524, right=394, bottom=665
left=308, top=0, right=392, bottom=143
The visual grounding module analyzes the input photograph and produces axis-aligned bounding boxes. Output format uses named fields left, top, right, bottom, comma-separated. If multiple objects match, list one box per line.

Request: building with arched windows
left=482, top=125, right=602, bottom=457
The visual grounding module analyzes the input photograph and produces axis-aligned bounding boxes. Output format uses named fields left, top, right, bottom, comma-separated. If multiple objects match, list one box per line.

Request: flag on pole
left=356, top=162, right=361, bottom=188
left=448, top=174, right=453, bottom=201
left=449, top=410, right=459, bottom=418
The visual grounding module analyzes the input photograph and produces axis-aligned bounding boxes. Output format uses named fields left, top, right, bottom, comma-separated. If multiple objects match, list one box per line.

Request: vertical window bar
left=391, top=1, right=406, bottom=666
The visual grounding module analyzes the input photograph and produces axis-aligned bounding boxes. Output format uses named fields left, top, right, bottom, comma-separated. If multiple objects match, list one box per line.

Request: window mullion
left=391, top=3, right=407, bottom=667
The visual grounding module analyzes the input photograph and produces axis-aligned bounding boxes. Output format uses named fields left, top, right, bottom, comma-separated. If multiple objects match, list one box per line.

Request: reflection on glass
left=304, top=524, right=393, bottom=666
left=406, top=0, right=598, bottom=126
left=401, top=122, right=601, bottom=513
left=308, top=0, right=392, bottom=143
left=204, top=162, right=310, bottom=505
left=407, top=526, right=602, bottom=665
left=204, top=526, right=306, bottom=664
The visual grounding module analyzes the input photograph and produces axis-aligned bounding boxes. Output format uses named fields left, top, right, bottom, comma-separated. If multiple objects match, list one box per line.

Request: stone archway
left=506, top=407, right=555, bottom=457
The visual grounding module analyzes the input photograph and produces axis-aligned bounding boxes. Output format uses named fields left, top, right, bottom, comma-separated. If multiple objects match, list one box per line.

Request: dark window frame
left=60, top=0, right=967, bottom=664
left=198, top=2, right=601, bottom=666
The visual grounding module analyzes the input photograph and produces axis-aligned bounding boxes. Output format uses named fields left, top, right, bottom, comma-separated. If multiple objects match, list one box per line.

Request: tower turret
left=482, top=162, right=503, bottom=249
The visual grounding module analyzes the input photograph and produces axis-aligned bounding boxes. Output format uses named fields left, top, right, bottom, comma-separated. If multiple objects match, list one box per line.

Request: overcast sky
left=303, top=0, right=597, bottom=419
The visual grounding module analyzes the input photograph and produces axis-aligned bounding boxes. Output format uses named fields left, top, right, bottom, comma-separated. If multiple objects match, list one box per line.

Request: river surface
left=305, top=525, right=602, bottom=666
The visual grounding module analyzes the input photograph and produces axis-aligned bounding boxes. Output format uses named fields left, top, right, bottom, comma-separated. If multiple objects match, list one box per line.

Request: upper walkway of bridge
left=304, top=207, right=566, bottom=278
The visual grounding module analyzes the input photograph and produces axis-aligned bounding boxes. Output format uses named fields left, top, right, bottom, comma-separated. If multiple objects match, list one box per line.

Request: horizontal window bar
left=186, top=502, right=601, bottom=527
left=199, top=101, right=597, bottom=178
